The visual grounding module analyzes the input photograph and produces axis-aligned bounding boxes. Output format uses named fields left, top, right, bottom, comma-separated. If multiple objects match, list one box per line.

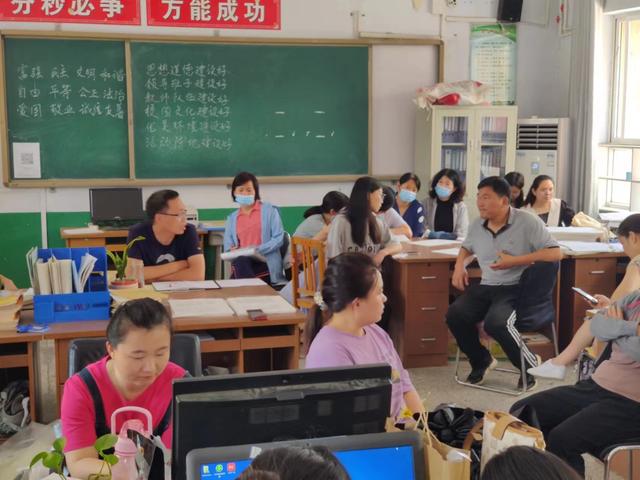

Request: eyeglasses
left=159, top=211, right=188, bottom=220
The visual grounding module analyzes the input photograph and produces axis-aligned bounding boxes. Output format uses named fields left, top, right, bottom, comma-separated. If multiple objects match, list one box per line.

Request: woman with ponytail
left=304, top=252, right=424, bottom=418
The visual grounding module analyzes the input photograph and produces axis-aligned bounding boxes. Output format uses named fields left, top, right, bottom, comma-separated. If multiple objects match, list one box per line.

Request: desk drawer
left=405, top=320, right=448, bottom=355
left=406, top=263, right=450, bottom=294
left=68, top=238, right=105, bottom=248
left=574, top=258, right=617, bottom=294
left=404, top=293, right=449, bottom=322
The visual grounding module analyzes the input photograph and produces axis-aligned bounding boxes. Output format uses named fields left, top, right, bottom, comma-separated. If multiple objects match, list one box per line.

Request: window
left=599, top=17, right=640, bottom=211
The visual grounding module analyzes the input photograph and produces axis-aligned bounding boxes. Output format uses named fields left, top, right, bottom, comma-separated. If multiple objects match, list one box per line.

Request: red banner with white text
left=0, top=0, right=140, bottom=25
left=147, top=0, right=280, bottom=30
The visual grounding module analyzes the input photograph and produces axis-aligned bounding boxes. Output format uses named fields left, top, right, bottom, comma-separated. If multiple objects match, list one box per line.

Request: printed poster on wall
left=0, top=0, right=140, bottom=25
left=470, top=24, right=517, bottom=105
left=147, top=0, right=280, bottom=29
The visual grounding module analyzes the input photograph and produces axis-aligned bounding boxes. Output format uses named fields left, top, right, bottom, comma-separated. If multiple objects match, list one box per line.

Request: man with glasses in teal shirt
left=127, top=189, right=204, bottom=282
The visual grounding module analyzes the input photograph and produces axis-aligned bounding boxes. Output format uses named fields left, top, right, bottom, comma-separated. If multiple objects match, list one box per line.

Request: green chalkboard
left=4, top=38, right=129, bottom=179
left=130, top=42, right=369, bottom=178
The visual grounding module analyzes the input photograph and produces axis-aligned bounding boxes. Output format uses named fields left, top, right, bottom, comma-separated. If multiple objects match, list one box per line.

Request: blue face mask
left=435, top=185, right=453, bottom=199
left=398, top=189, right=417, bottom=203
left=235, top=194, right=255, bottom=206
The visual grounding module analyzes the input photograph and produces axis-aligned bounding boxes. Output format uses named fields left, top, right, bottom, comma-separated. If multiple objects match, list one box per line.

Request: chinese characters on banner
left=147, top=0, right=280, bottom=30
left=0, top=0, right=141, bottom=25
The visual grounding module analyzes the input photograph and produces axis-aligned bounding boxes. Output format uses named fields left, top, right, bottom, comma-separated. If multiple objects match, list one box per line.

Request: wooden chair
left=290, top=237, right=327, bottom=310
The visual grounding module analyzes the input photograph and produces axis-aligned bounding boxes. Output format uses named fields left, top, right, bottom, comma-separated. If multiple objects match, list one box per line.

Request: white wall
left=0, top=0, right=572, bottom=223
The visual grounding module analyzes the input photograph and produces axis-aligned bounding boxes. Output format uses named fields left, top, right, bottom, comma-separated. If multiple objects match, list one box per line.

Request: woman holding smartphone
left=529, top=213, right=640, bottom=379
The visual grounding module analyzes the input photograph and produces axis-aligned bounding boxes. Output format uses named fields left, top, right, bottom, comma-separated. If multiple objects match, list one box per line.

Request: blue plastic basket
left=33, top=247, right=110, bottom=324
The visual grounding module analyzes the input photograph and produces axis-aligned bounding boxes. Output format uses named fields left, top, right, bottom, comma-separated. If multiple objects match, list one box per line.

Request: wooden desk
left=558, top=252, right=624, bottom=349
left=35, top=285, right=303, bottom=410
left=60, top=227, right=207, bottom=252
left=389, top=244, right=626, bottom=368
left=0, top=327, right=42, bottom=422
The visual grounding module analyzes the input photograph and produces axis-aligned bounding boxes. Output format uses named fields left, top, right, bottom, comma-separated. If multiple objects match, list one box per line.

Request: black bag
left=428, top=404, right=484, bottom=480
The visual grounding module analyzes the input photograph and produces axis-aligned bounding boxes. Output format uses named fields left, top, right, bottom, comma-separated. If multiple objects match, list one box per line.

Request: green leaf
left=94, top=433, right=118, bottom=453
left=53, top=437, right=66, bottom=453
left=29, top=451, right=47, bottom=468
left=121, top=235, right=145, bottom=278
left=42, top=451, right=63, bottom=470
left=103, top=453, right=119, bottom=465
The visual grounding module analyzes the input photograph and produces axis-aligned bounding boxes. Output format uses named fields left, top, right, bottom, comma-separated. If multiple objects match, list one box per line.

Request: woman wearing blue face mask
left=392, top=172, right=425, bottom=238
left=423, top=168, right=468, bottom=240
left=223, top=171, right=287, bottom=284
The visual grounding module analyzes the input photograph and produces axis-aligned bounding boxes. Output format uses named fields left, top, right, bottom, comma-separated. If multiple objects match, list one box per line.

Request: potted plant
left=107, top=235, right=145, bottom=290
left=30, top=434, right=118, bottom=480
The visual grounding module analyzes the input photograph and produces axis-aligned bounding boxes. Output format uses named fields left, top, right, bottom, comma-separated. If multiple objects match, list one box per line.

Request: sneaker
left=527, top=359, right=567, bottom=380
left=466, top=356, right=498, bottom=385
left=517, top=373, right=537, bottom=392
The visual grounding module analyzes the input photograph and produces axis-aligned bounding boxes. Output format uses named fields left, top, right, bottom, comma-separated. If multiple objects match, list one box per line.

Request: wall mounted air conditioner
left=515, top=117, right=570, bottom=197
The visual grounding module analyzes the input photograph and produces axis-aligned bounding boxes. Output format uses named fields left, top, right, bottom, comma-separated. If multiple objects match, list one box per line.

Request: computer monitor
left=185, top=431, right=425, bottom=480
left=89, top=188, right=145, bottom=227
left=172, top=365, right=392, bottom=480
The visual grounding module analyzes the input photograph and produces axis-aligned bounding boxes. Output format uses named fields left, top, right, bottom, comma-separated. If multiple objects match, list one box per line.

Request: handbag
left=480, top=411, right=545, bottom=471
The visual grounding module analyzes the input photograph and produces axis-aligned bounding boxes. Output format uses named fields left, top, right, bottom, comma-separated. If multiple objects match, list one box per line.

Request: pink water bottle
left=111, top=435, right=138, bottom=480
left=109, top=406, right=153, bottom=480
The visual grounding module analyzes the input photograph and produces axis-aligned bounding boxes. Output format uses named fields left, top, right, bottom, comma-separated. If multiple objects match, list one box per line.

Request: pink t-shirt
left=61, top=357, right=185, bottom=452
left=305, top=324, right=415, bottom=419
left=236, top=201, right=262, bottom=248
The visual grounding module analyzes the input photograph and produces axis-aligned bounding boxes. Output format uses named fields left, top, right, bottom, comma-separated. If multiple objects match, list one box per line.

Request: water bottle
left=110, top=435, right=139, bottom=480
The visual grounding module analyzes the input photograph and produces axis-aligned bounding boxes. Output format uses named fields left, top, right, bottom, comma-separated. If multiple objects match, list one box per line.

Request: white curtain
left=567, top=0, right=605, bottom=215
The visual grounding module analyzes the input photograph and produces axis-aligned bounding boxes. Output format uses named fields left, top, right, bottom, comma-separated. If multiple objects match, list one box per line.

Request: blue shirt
left=393, top=199, right=425, bottom=237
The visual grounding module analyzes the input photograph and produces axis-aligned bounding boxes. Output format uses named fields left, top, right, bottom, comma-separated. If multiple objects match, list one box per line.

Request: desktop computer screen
left=89, top=188, right=145, bottom=227
left=186, top=431, right=424, bottom=480
left=172, top=365, right=392, bottom=480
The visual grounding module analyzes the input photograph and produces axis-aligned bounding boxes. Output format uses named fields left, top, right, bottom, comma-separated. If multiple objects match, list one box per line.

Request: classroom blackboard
left=4, top=38, right=129, bottom=179
left=130, top=42, right=369, bottom=178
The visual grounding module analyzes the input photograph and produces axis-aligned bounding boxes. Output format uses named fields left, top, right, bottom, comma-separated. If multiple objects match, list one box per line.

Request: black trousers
left=511, top=379, right=640, bottom=475
left=445, top=284, right=538, bottom=370
left=231, top=256, right=270, bottom=283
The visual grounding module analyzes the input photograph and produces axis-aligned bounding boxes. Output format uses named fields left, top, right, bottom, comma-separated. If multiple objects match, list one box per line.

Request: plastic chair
left=454, top=261, right=560, bottom=396
left=290, top=237, right=327, bottom=310
left=68, top=333, right=202, bottom=377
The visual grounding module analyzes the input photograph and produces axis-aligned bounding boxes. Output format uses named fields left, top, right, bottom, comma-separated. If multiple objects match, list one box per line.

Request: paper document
left=221, top=247, right=267, bottom=263
left=12, top=142, right=41, bottom=178
left=558, top=241, right=619, bottom=254
left=411, top=239, right=461, bottom=247
left=432, top=247, right=461, bottom=256
left=36, top=261, right=51, bottom=295
left=216, top=278, right=266, bottom=288
left=26, top=247, right=39, bottom=293
left=169, top=298, right=235, bottom=318
left=391, top=234, right=411, bottom=243
left=152, top=280, right=219, bottom=292
left=111, top=286, right=168, bottom=305
left=62, top=226, right=101, bottom=235
left=226, top=295, right=297, bottom=316
left=72, top=252, right=97, bottom=293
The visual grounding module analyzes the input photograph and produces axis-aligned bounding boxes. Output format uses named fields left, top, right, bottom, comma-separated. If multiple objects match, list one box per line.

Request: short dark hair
left=477, top=176, right=511, bottom=198
left=146, top=189, right=179, bottom=220
left=379, top=186, right=396, bottom=213
left=231, top=171, right=261, bottom=202
left=429, top=168, right=466, bottom=203
left=524, top=175, right=554, bottom=207
left=303, top=191, right=349, bottom=219
left=398, top=172, right=421, bottom=191
left=618, top=213, right=640, bottom=238
left=505, top=171, right=526, bottom=208
left=106, top=298, right=173, bottom=347
left=481, top=446, right=582, bottom=480
left=237, top=446, right=350, bottom=480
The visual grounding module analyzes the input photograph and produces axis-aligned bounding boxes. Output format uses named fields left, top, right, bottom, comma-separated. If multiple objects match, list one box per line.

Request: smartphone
left=572, top=287, right=598, bottom=305
left=247, top=308, right=267, bottom=321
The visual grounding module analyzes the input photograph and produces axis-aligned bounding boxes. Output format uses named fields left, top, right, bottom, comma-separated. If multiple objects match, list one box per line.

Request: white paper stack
left=226, top=295, right=297, bottom=316
left=72, top=253, right=98, bottom=293
left=152, top=280, right=219, bottom=291
left=169, top=298, right=235, bottom=318
left=220, top=247, right=267, bottom=263
left=558, top=241, right=623, bottom=254
left=547, top=227, right=603, bottom=242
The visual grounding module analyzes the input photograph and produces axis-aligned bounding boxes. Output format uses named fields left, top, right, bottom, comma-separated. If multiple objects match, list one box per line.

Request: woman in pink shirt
left=304, top=252, right=424, bottom=419
left=61, top=298, right=185, bottom=479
